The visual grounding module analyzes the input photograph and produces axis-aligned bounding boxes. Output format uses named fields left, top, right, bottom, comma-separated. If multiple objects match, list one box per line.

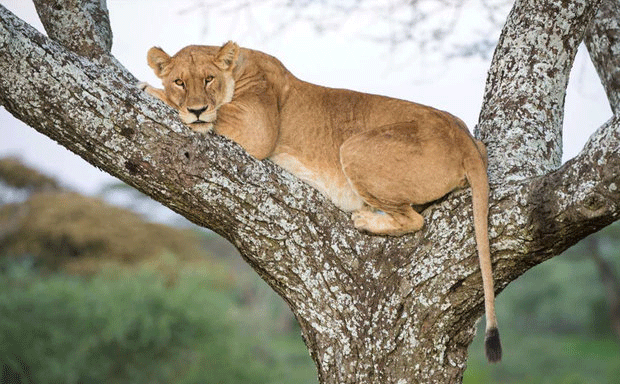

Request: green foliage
left=0, top=259, right=317, bottom=384
left=464, top=224, right=620, bottom=384
left=0, top=192, right=209, bottom=271
left=507, top=255, right=605, bottom=335
left=465, top=327, right=620, bottom=384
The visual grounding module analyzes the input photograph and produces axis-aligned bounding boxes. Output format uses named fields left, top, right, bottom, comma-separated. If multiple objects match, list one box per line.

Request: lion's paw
left=351, top=210, right=389, bottom=233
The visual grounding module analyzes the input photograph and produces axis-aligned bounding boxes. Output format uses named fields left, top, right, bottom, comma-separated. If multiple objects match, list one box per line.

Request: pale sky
left=0, top=0, right=613, bottom=200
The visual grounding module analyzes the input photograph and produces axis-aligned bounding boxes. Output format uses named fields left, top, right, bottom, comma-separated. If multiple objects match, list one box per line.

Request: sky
left=0, top=0, right=613, bottom=202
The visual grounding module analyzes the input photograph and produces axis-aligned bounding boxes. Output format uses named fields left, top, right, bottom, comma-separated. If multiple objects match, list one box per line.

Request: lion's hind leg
left=340, top=123, right=428, bottom=236
left=352, top=204, right=424, bottom=236
left=340, top=121, right=462, bottom=236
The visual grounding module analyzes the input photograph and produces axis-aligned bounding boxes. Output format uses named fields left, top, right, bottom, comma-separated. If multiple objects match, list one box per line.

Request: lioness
left=140, top=41, right=501, bottom=362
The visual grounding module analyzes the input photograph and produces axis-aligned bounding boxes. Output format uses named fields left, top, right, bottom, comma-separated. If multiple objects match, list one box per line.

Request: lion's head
left=146, top=41, right=239, bottom=132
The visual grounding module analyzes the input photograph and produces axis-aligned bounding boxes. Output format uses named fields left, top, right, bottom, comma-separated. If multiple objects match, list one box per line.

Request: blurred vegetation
left=464, top=223, right=620, bottom=384
left=0, top=158, right=60, bottom=193
left=0, top=191, right=208, bottom=274
left=0, top=254, right=317, bottom=384
left=1, top=158, right=620, bottom=383
left=0, top=158, right=317, bottom=383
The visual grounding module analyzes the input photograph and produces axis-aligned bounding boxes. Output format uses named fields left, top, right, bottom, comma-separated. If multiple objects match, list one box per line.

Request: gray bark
left=0, top=0, right=618, bottom=382
left=585, top=0, right=620, bottom=115
left=33, top=0, right=112, bottom=58
left=477, top=0, right=602, bottom=181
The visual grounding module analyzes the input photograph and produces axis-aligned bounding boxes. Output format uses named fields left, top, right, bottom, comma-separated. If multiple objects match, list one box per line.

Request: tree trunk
left=0, top=0, right=619, bottom=382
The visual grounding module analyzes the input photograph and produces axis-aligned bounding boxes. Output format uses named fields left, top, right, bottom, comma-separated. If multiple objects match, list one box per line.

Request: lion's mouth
left=188, top=114, right=216, bottom=124
left=180, top=108, right=217, bottom=126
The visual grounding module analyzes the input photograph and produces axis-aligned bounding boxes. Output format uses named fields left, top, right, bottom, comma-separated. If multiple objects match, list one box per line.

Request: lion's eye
left=174, top=79, right=185, bottom=88
left=205, top=76, right=214, bottom=85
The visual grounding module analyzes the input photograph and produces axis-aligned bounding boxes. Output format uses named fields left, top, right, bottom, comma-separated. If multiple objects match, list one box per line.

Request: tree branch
left=476, top=0, right=601, bottom=181
left=501, top=115, right=620, bottom=281
left=33, top=0, right=112, bottom=58
left=585, top=0, right=620, bottom=115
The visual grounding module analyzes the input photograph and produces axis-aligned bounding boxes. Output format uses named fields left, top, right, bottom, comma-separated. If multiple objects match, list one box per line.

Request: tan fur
left=141, top=41, right=501, bottom=362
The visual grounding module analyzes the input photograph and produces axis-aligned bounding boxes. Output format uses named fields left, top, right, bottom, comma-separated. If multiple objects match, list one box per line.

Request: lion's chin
left=189, top=122, right=214, bottom=133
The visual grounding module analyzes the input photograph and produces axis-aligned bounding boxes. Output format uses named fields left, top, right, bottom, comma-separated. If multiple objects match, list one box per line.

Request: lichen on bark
left=585, top=0, right=620, bottom=114
left=477, top=0, right=602, bottom=181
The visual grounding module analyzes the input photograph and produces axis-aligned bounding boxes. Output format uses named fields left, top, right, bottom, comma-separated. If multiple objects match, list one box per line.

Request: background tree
left=1, top=0, right=619, bottom=383
left=182, top=0, right=514, bottom=60
left=585, top=225, right=620, bottom=342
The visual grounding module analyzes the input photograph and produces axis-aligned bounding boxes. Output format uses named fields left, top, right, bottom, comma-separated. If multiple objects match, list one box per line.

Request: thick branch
left=33, top=0, right=112, bottom=58
left=476, top=0, right=601, bottom=181
left=493, top=116, right=620, bottom=284
left=585, top=0, right=620, bottom=115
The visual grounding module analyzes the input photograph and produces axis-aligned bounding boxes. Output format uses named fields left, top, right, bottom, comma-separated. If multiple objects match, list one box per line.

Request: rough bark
left=585, top=0, right=620, bottom=115
left=476, top=0, right=602, bottom=181
left=0, top=0, right=618, bottom=382
left=33, top=0, right=112, bottom=58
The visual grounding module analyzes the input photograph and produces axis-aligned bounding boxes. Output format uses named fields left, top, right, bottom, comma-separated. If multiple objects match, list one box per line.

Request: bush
left=0, top=260, right=279, bottom=384
left=464, top=240, right=620, bottom=384
left=0, top=192, right=208, bottom=273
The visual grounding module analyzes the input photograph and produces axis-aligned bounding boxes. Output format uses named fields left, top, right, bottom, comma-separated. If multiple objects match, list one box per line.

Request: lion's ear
left=214, top=41, right=240, bottom=71
left=147, top=47, right=171, bottom=78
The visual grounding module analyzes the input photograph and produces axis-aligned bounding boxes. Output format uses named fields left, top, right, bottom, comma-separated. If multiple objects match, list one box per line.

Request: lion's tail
left=464, top=140, right=502, bottom=363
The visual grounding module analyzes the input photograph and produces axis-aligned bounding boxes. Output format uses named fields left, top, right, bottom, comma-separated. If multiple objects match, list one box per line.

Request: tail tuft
left=484, top=327, right=502, bottom=363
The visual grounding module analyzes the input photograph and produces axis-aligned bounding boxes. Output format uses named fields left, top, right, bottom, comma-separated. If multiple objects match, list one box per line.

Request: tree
left=584, top=223, right=620, bottom=342
left=182, top=0, right=514, bottom=60
left=1, top=0, right=619, bottom=382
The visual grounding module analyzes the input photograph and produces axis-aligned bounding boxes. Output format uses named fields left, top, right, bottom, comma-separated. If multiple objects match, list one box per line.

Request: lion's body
left=141, top=42, right=502, bottom=362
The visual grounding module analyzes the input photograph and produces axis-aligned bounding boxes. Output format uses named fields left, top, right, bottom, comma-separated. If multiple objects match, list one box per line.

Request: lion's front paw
left=137, top=81, right=151, bottom=91
left=137, top=82, right=170, bottom=105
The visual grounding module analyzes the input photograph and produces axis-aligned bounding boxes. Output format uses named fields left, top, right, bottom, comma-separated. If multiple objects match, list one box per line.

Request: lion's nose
left=187, top=106, right=208, bottom=118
